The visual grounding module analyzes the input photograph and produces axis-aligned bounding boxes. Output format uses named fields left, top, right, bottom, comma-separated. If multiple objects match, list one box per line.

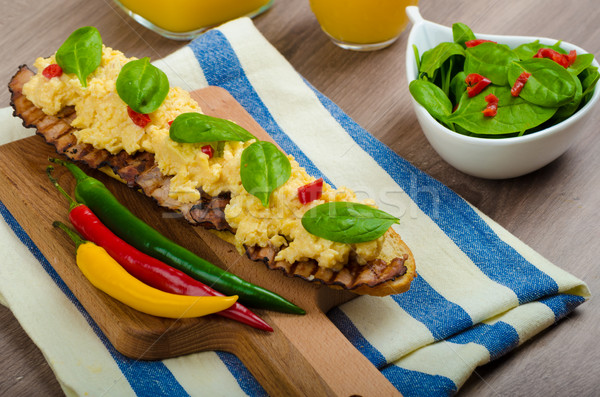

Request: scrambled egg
left=23, top=46, right=383, bottom=270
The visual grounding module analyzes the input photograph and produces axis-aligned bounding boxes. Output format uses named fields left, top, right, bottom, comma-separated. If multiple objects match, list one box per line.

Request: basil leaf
left=452, top=23, right=476, bottom=48
left=409, top=79, right=453, bottom=121
left=55, top=26, right=102, bottom=88
left=507, top=58, right=576, bottom=107
left=419, top=42, right=465, bottom=80
left=465, top=42, right=518, bottom=86
left=116, top=57, right=169, bottom=114
left=240, top=141, right=291, bottom=207
left=169, top=112, right=255, bottom=143
left=447, top=85, right=557, bottom=135
left=301, top=202, right=398, bottom=244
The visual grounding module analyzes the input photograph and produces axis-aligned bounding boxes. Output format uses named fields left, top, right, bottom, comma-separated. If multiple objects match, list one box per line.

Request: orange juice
left=115, top=0, right=273, bottom=39
left=309, top=0, right=418, bottom=50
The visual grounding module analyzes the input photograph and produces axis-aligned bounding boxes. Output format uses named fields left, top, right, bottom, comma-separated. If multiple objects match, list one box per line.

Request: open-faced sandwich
left=9, top=27, right=415, bottom=296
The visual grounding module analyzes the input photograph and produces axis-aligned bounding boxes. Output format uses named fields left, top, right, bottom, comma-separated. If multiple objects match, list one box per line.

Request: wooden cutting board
left=0, top=86, right=401, bottom=396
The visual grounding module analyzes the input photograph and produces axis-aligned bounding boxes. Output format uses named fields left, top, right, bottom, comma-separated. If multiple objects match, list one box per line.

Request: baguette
left=9, top=58, right=415, bottom=297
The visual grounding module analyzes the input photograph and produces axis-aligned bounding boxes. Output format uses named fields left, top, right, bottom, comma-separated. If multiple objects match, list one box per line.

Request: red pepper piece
left=201, top=145, right=214, bottom=159
left=511, top=72, right=532, bottom=97
left=465, top=73, right=492, bottom=97
left=482, top=94, right=499, bottom=117
left=533, top=48, right=576, bottom=68
left=465, top=39, right=497, bottom=48
left=298, top=178, right=324, bottom=204
left=42, top=64, right=63, bottom=79
left=48, top=168, right=272, bottom=331
left=127, top=106, right=151, bottom=128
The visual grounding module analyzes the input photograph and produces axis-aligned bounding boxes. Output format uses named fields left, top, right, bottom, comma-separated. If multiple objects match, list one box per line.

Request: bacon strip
left=9, top=65, right=410, bottom=294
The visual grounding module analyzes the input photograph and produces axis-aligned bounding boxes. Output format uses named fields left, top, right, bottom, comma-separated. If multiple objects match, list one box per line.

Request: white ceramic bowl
left=405, top=6, right=600, bottom=179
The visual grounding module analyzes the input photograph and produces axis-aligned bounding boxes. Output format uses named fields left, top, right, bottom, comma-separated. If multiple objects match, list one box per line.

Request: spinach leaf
left=465, top=42, right=518, bottom=86
left=409, top=79, right=452, bottom=121
left=568, top=53, right=595, bottom=76
left=170, top=112, right=255, bottom=143
left=449, top=71, right=467, bottom=105
left=447, top=85, right=557, bottom=134
left=240, top=141, right=291, bottom=207
left=116, top=57, right=169, bottom=114
left=452, top=23, right=476, bottom=48
left=513, top=40, right=543, bottom=60
left=507, top=58, right=576, bottom=107
left=55, top=26, right=102, bottom=88
left=580, top=66, right=599, bottom=101
left=301, top=202, right=398, bottom=244
left=419, top=42, right=465, bottom=80
left=552, top=73, right=583, bottom=123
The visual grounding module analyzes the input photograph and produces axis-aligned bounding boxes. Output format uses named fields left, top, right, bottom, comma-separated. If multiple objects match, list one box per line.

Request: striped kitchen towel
left=0, top=17, right=589, bottom=396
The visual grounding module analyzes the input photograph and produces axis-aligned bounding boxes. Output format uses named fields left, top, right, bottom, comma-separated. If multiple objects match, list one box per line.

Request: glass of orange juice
left=308, top=0, right=418, bottom=51
left=113, top=0, right=274, bottom=40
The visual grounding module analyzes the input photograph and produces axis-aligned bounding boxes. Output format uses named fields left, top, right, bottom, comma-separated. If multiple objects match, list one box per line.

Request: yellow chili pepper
left=55, top=221, right=238, bottom=318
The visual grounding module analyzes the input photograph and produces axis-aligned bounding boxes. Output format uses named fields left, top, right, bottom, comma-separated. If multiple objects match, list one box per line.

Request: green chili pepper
left=50, top=158, right=304, bottom=315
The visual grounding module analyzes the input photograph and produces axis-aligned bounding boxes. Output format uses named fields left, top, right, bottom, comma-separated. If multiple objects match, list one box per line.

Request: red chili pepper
left=42, top=64, right=63, bottom=79
left=465, top=39, right=497, bottom=48
left=298, top=178, right=324, bottom=204
left=511, top=72, right=532, bottom=97
left=533, top=48, right=577, bottom=68
left=47, top=166, right=272, bottom=332
left=465, top=73, right=492, bottom=97
left=127, top=106, right=151, bottom=128
left=201, top=145, right=214, bottom=159
left=482, top=94, right=499, bottom=117
left=168, top=120, right=174, bottom=126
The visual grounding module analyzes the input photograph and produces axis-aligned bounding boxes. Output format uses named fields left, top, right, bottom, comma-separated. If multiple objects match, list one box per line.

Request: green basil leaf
left=116, top=57, right=169, bottom=114
left=419, top=42, right=465, bottom=80
left=169, top=112, right=255, bottom=143
left=409, top=79, right=453, bottom=121
left=55, top=26, right=102, bottom=88
left=507, top=58, right=576, bottom=107
left=465, top=42, right=519, bottom=86
left=301, top=202, right=398, bottom=244
left=240, top=141, right=291, bottom=207
left=447, top=85, right=557, bottom=135
left=452, top=23, right=476, bottom=48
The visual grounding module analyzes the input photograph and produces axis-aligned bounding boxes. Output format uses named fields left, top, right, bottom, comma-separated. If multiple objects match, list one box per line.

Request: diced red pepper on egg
left=201, top=145, right=214, bottom=159
left=127, top=106, right=151, bottom=128
left=42, top=64, right=63, bottom=79
left=298, top=178, right=323, bottom=205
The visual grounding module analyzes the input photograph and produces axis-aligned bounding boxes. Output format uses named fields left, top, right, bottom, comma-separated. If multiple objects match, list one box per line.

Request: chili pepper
left=298, top=178, right=323, bottom=205
left=49, top=158, right=305, bottom=315
left=482, top=94, right=499, bottom=117
left=511, top=72, right=532, bottom=97
left=465, top=39, right=496, bottom=48
left=201, top=145, right=214, bottom=159
left=42, top=64, right=63, bottom=79
left=54, top=221, right=238, bottom=319
left=533, top=48, right=577, bottom=68
left=127, top=106, right=151, bottom=127
left=47, top=167, right=273, bottom=331
left=465, top=73, right=492, bottom=97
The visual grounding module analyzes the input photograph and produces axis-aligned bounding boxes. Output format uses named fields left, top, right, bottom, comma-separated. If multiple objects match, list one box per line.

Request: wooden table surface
left=1, top=0, right=598, bottom=395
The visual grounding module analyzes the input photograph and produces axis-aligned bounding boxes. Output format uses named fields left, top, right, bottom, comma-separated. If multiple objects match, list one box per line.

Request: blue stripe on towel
left=0, top=201, right=188, bottom=397
left=392, top=277, right=473, bottom=341
left=216, top=352, right=267, bottom=396
left=446, top=321, right=519, bottom=361
left=539, top=294, right=586, bottom=321
left=188, top=30, right=332, bottom=187
left=306, top=83, right=559, bottom=305
left=383, top=366, right=457, bottom=397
